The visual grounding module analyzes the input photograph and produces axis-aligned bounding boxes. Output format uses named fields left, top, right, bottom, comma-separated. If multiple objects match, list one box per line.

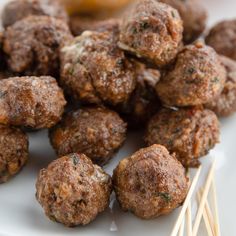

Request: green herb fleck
left=157, top=192, right=172, bottom=202
left=131, top=27, right=138, bottom=34
left=187, top=67, right=196, bottom=74
left=171, top=11, right=176, bottom=18
left=116, top=59, right=124, bottom=67
left=211, top=77, right=219, bottom=83
left=140, top=22, right=150, bottom=30
left=71, top=154, right=79, bottom=165
left=68, top=67, right=74, bottom=76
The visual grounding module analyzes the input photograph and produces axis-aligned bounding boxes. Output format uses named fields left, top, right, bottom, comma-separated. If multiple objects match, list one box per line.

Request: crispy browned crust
left=60, top=30, right=136, bottom=105
left=0, top=76, right=66, bottom=129
left=3, top=15, right=72, bottom=76
left=156, top=43, right=226, bottom=106
left=119, top=0, right=183, bottom=67
left=159, top=0, right=207, bottom=43
left=0, top=124, right=28, bottom=183
left=113, top=144, right=188, bottom=219
left=144, top=107, right=220, bottom=167
left=49, top=107, right=127, bottom=166
left=2, top=0, right=68, bottom=28
left=36, top=153, right=112, bottom=226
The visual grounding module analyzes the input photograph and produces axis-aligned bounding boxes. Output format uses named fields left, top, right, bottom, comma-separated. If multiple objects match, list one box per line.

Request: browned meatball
left=206, top=20, right=236, bottom=61
left=205, top=56, right=236, bottom=117
left=113, top=144, right=188, bottom=219
left=144, top=107, right=220, bottom=167
left=36, top=153, right=112, bottom=226
left=159, top=0, right=207, bottom=43
left=2, top=0, right=68, bottom=28
left=156, top=43, right=226, bottom=106
left=0, top=31, right=5, bottom=70
left=70, top=16, right=120, bottom=36
left=49, top=107, right=127, bottom=166
left=0, top=124, right=28, bottom=183
left=119, top=0, right=183, bottom=67
left=0, top=76, right=66, bottom=129
left=115, top=61, right=161, bottom=127
left=3, top=16, right=72, bottom=76
left=60, top=30, right=136, bottom=105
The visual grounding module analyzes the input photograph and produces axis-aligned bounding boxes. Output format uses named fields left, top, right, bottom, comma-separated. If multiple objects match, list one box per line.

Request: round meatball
left=206, top=20, right=236, bottom=61
left=156, top=43, right=226, bottom=106
left=144, top=107, right=220, bottom=167
left=3, top=15, right=72, bottom=76
left=159, top=0, right=207, bottom=43
left=36, top=153, right=112, bottom=226
left=113, top=144, right=188, bottom=219
left=60, top=30, right=136, bottom=105
left=0, top=76, right=66, bottom=129
left=116, top=61, right=161, bottom=127
left=49, top=107, right=127, bottom=166
left=0, top=124, right=28, bottom=183
left=70, top=16, right=120, bottom=36
left=2, top=0, right=68, bottom=28
left=118, top=0, right=183, bottom=67
left=205, top=56, right=236, bottom=117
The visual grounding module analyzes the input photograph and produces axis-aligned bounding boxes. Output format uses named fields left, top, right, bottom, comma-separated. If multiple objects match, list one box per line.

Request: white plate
left=0, top=1, right=235, bottom=235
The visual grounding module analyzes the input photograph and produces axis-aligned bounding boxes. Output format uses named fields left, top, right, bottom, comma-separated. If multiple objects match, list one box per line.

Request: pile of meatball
left=0, top=0, right=235, bottom=227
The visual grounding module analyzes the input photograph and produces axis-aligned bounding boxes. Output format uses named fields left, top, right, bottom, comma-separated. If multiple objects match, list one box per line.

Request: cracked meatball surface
left=115, top=61, right=161, bottom=127
left=49, top=107, right=127, bottom=166
left=205, top=55, right=236, bottom=117
left=156, top=43, right=226, bottom=106
left=159, top=0, right=207, bottom=43
left=0, top=76, right=66, bottom=129
left=36, top=153, right=112, bottom=226
left=2, top=0, right=68, bottom=28
left=119, top=0, right=183, bottom=67
left=60, top=30, right=135, bottom=105
left=3, top=15, right=72, bottom=76
left=206, top=20, right=236, bottom=61
left=113, top=144, right=188, bottom=219
left=0, top=124, right=28, bottom=183
left=144, top=107, right=220, bottom=167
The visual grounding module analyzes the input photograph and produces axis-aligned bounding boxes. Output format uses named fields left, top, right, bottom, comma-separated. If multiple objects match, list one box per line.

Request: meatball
left=3, top=16, right=72, bottom=76
left=36, top=153, right=112, bottom=226
left=115, top=61, right=161, bottom=127
left=2, top=0, right=68, bottom=28
left=159, top=0, right=207, bottom=43
left=205, top=56, right=236, bottom=117
left=49, top=107, right=127, bottom=166
left=113, top=144, right=188, bottom=219
left=206, top=20, right=236, bottom=61
left=60, top=30, right=136, bottom=105
left=144, top=107, right=220, bottom=167
left=70, top=16, right=120, bottom=36
left=0, top=124, right=28, bottom=183
left=156, top=43, right=226, bottom=106
left=0, top=76, right=66, bottom=129
left=118, top=0, right=183, bottom=67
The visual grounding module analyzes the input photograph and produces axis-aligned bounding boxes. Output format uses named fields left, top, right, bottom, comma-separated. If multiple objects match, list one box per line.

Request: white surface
left=0, top=0, right=236, bottom=236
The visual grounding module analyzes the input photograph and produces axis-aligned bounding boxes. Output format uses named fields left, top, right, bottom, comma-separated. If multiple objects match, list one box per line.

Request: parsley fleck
left=71, top=154, right=79, bottom=165
left=157, top=192, right=172, bottom=202
left=187, top=67, right=196, bottom=74
left=211, top=77, right=219, bottom=83
left=68, top=67, right=74, bottom=76
left=140, top=22, right=150, bottom=30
